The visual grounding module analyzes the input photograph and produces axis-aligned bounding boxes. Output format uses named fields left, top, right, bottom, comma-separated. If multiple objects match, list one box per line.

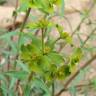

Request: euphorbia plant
left=19, top=0, right=83, bottom=96
left=0, top=0, right=96, bottom=96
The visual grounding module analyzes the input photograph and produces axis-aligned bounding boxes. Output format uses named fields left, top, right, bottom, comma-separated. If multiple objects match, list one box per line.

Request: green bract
left=20, top=41, right=66, bottom=82
left=27, top=18, right=53, bottom=29
left=19, top=0, right=62, bottom=14
left=69, top=48, right=83, bottom=72
left=56, top=24, right=72, bottom=44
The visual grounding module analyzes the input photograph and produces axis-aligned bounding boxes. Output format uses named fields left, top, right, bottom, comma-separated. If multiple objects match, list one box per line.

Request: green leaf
left=71, top=68, right=89, bottom=86
left=0, top=82, right=8, bottom=96
left=4, top=71, right=28, bottom=80
left=23, top=32, right=42, bottom=48
left=56, top=24, right=64, bottom=34
left=28, top=62, right=43, bottom=74
left=7, top=38, right=17, bottom=54
left=9, top=78, right=16, bottom=90
left=0, top=0, right=6, bottom=5
left=0, top=31, right=18, bottom=39
left=17, top=60, right=29, bottom=72
left=32, top=78, right=50, bottom=95
left=69, top=86, right=77, bottom=96
left=0, top=74, right=7, bottom=96
left=47, top=52, right=64, bottom=65
left=39, top=55, right=51, bottom=69
left=19, top=0, right=30, bottom=12
left=24, top=84, right=31, bottom=96
left=61, top=0, right=65, bottom=16
left=27, top=18, right=52, bottom=29
left=56, top=65, right=70, bottom=80
left=77, top=33, right=84, bottom=45
left=83, top=46, right=96, bottom=52
left=56, top=24, right=72, bottom=44
left=69, top=47, right=83, bottom=72
left=91, top=78, right=96, bottom=90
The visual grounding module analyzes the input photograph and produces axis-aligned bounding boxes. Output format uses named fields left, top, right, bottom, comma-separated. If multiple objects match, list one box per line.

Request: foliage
left=0, top=0, right=96, bottom=96
left=0, top=0, right=6, bottom=5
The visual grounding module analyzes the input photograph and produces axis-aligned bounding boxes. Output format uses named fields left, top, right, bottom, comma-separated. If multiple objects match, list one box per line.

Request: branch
left=81, top=27, right=96, bottom=47
left=57, top=82, right=92, bottom=94
left=15, top=7, right=31, bottom=96
left=56, top=54, right=96, bottom=96
left=71, top=3, right=95, bottom=36
left=12, top=0, right=19, bottom=30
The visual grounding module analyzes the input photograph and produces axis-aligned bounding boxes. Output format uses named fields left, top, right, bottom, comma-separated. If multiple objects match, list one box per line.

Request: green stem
left=14, top=8, right=31, bottom=69
left=23, top=72, right=33, bottom=95
left=14, top=8, right=31, bottom=94
left=52, top=81, right=55, bottom=96
left=53, top=37, right=61, bottom=45
left=41, top=28, right=44, bottom=55
left=18, top=8, right=31, bottom=51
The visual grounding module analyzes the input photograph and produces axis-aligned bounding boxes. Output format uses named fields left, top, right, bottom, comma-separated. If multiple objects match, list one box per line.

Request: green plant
left=0, top=0, right=6, bottom=5
left=0, top=0, right=96, bottom=96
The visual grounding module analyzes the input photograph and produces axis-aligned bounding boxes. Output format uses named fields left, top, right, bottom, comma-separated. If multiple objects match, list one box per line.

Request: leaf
left=91, top=78, right=96, bottom=90
left=32, top=78, right=50, bottom=95
left=77, top=33, right=84, bottom=45
left=0, top=74, right=6, bottom=82
left=56, top=24, right=64, bottom=34
left=83, top=46, right=96, bottom=52
left=24, top=84, right=31, bottom=96
left=0, top=0, right=6, bottom=5
left=0, top=82, right=8, bottom=96
left=29, top=62, right=43, bottom=74
left=4, top=71, right=28, bottom=80
left=9, top=78, right=16, bottom=90
left=56, top=65, right=70, bottom=80
left=69, top=48, right=83, bottom=73
left=25, top=32, right=41, bottom=46
left=17, top=60, right=29, bottom=72
left=7, top=38, right=17, bottom=54
left=27, top=18, right=52, bottom=29
left=39, top=55, right=51, bottom=69
left=0, top=74, right=7, bottom=96
left=37, top=0, right=54, bottom=14
left=65, top=35, right=72, bottom=44
left=61, top=0, right=65, bottom=15
left=69, top=86, right=77, bottom=96
left=71, top=68, right=89, bottom=86
left=47, top=52, right=64, bottom=65
left=0, top=31, right=18, bottom=40
left=56, top=24, right=72, bottom=44
left=18, top=0, right=30, bottom=12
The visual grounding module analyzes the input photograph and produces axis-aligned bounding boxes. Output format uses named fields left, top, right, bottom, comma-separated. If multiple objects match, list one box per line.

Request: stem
left=56, top=54, right=96, bottom=96
left=81, top=27, right=96, bottom=47
left=12, top=0, right=18, bottom=30
left=55, top=82, right=92, bottom=95
left=41, top=28, right=44, bottom=55
left=14, top=8, right=31, bottom=69
left=52, top=81, right=55, bottom=96
left=16, top=7, right=31, bottom=60
left=18, top=8, right=31, bottom=51
left=23, top=72, right=33, bottom=95
left=53, top=37, right=61, bottom=45
left=71, top=3, right=95, bottom=36
left=57, top=3, right=95, bottom=52
left=15, top=8, right=31, bottom=95
left=6, top=1, right=19, bottom=95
